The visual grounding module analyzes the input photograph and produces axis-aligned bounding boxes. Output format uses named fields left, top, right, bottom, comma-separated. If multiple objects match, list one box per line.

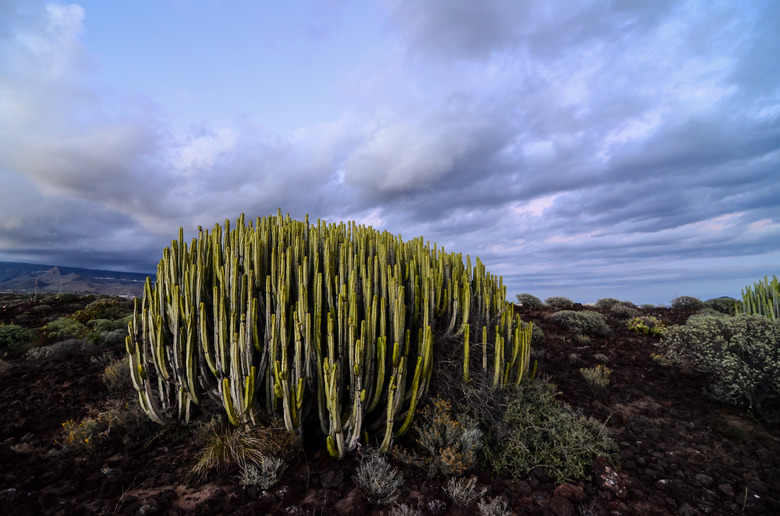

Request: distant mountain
left=0, top=261, right=151, bottom=298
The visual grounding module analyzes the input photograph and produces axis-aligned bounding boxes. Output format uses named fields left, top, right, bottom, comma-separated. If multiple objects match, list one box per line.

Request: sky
left=1, top=0, right=779, bottom=306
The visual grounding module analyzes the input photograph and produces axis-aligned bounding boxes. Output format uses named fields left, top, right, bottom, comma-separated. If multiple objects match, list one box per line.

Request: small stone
left=549, top=494, right=575, bottom=516
left=553, top=484, right=587, bottom=503
left=678, top=502, right=697, bottom=516
left=692, top=473, right=714, bottom=488
left=334, top=487, right=367, bottom=516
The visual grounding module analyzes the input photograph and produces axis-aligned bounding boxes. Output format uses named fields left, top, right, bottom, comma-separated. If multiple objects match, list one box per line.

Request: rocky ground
left=1, top=295, right=779, bottom=515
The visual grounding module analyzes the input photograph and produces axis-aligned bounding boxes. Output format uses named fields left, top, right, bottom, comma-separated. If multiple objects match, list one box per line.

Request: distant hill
left=0, top=261, right=151, bottom=298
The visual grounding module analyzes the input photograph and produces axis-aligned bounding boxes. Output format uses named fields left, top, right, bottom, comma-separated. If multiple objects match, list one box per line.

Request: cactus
left=738, top=275, right=779, bottom=319
left=127, top=211, right=532, bottom=457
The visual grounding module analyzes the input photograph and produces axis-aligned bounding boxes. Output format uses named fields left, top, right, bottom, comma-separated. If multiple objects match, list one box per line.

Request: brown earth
left=1, top=295, right=779, bottom=515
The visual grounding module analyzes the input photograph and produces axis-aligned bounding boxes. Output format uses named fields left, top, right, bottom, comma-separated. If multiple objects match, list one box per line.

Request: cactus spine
left=127, top=211, right=532, bottom=456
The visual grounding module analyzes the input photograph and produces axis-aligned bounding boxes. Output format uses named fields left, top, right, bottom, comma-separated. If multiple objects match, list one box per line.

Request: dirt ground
left=1, top=296, right=779, bottom=515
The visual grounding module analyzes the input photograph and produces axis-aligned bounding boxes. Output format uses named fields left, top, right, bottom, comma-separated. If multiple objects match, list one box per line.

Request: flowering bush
left=627, top=316, right=666, bottom=336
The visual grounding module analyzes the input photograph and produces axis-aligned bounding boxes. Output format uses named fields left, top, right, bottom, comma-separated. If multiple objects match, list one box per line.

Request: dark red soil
left=1, top=296, right=779, bottom=515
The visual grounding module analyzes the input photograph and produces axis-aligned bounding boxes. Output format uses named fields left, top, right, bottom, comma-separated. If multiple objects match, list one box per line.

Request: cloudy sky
left=1, top=0, right=778, bottom=305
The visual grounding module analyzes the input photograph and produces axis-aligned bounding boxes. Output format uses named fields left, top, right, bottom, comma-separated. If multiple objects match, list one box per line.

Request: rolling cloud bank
left=1, top=1, right=779, bottom=304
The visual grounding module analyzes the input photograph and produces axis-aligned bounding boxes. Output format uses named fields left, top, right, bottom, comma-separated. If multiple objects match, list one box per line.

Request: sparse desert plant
left=59, top=416, right=109, bottom=454
left=580, top=364, right=611, bottom=397
left=102, top=356, right=132, bottom=393
left=593, top=353, right=609, bottom=364
left=671, top=296, right=704, bottom=310
left=0, top=324, right=39, bottom=358
left=238, top=456, right=287, bottom=490
left=444, top=475, right=487, bottom=507
left=516, top=293, right=543, bottom=311
left=705, top=297, right=740, bottom=315
left=662, top=314, right=780, bottom=421
left=650, top=353, right=673, bottom=367
left=568, top=353, right=580, bottom=365
left=574, top=334, right=591, bottom=346
left=545, top=296, right=574, bottom=309
left=477, top=497, right=512, bottom=516
left=484, top=379, right=618, bottom=483
left=353, top=453, right=404, bottom=505
left=627, top=316, right=665, bottom=336
left=191, top=421, right=297, bottom=480
left=390, top=504, right=423, bottom=516
left=411, top=398, right=483, bottom=477
left=549, top=310, right=610, bottom=338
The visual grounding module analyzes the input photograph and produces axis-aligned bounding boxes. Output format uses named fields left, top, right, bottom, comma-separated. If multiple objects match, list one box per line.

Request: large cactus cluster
left=126, top=212, right=532, bottom=457
left=738, top=275, right=779, bottom=319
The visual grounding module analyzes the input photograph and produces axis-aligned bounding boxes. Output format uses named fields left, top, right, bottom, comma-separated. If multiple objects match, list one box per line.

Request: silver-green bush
left=548, top=310, right=610, bottom=338
left=353, top=453, right=404, bottom=505
left=662, top=315, right=780, bottom=421
left=670, top=296, right=704, bottom=310
left=545, top=296, right=574, bottom=309
left=516, top=294, right=543, bottom=311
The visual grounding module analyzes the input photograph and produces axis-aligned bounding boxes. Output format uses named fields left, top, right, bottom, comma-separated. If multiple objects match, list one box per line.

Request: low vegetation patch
left=484, top=379, right=618, bottom=483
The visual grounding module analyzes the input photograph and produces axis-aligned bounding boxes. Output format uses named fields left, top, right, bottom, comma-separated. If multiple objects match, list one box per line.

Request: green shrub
left=704, top=297, right=740, bottom=315
left=548, top=310, right=610, bottom=337
left=516, top=294, right=543, bottom=311
left=662, top=315, right=780, bottom=421
left=670, top=296, right=704, bottom=310
left=89, top=318, right=126, bottom=332
left=610, top=302, right=639, bottom=320
left=0, top=324, right=39, bottom=358
left=484, top=380, right=618, bottom=483
left=688, top=308, right=728, bottom=324
left=574, top=334, right=591, bottom=346
left=595, top=298, right=621, bottom=309
left=70, top=298, right=131, bottom=324
left=42, top=317, right=88, bottom=342
left=55, top=293, right=82, bottom=304
left=627, top=316, right=665, bottom=336
left=545, top=296, right=574, bottom=309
